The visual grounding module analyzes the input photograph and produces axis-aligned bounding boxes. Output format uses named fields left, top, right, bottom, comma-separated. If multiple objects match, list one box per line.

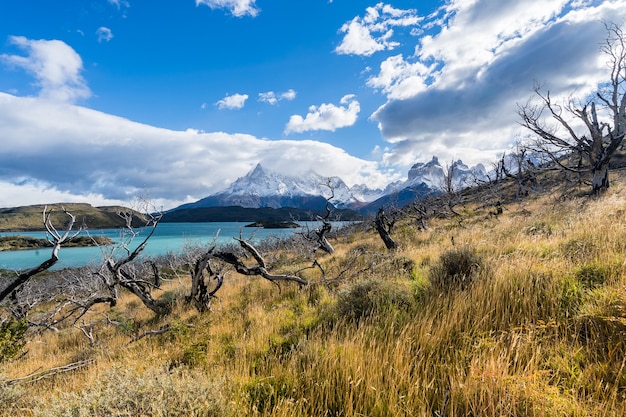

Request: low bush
left=38, top=366, right=233, bottom=417
left=335, top=278, right=416, bottom=322
left=429, top=246, right=484, bottom=289
left=0, top=318, right=27, bottom=362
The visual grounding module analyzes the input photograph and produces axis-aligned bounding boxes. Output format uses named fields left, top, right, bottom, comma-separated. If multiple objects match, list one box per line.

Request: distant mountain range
left=0, top=158, right=490, bottom=228
left=363, top=156, right=488, bottom=212
left=164, top=157, right=488, bottom=222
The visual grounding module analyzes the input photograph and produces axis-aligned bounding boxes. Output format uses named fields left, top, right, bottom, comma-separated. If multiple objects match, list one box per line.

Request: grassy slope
left=0, top=203, right=146, bottom=232
left=2, top=170, right=626, bottom=416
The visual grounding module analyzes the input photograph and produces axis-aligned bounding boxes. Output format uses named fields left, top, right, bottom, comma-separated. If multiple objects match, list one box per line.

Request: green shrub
left=429, top=246, right=483, bottom=289
left=574, top=262, right=613, bottom=289
left=0, top=318, right=27, bottom=362
left=335, top=279, right=415, bottom=321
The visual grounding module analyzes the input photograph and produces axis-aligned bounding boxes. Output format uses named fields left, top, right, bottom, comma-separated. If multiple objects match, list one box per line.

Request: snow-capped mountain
left=360, top=156, right=489, bottom=213
left=349, top=183, right=386, bottom=204
left=171, top=157, right=489, bottom=214
left=405, top=156, right=488, bottom=190
left=175, top=164, right=362, bottom=210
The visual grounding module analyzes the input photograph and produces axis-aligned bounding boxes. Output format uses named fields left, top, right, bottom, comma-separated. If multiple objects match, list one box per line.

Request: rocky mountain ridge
left=170, top=157, right=489, bottom=214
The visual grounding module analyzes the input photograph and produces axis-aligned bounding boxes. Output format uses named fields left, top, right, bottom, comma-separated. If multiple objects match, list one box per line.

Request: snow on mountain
left=406, top=156, right=488, bottom=191
left=349, top=184, right=386, bottom=203
left=172, top=158, right=489, bottom=213
left=179, top=163, right=362, bottom=210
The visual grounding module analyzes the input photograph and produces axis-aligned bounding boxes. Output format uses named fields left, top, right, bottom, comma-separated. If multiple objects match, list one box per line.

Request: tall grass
left=3, top=174, right=626, bottom=416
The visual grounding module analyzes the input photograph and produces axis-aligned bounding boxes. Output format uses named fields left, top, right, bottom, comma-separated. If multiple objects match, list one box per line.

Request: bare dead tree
left=411, top=202, right=430, bottom=231
left=441, top=159, right=456, bottom=196
left=313, top=179, right=335, bottom=255
left=438, top=160, right=465, bottom=218
left=374, top=208, right=399, bottom=250
left=0, top=207, right=79, bottom=307
left=295, top=178, right=337, bottom=256
left=186, top=246, right=224, bottom=312
left=518, top=22, right=626, bottom=193
left=214, top=236, right=308, bottom=288
left=98, top=210, right=170, bottom=315
left=497, top=143, right=541, bottom=198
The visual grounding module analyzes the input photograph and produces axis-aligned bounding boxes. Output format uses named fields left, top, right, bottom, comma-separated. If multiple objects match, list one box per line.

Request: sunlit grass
left=3, top=171, right=626, bottom=415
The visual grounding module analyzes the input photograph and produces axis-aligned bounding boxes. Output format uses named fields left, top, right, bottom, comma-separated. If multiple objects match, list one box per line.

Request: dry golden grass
left=3, top=171, right=626, bottom=416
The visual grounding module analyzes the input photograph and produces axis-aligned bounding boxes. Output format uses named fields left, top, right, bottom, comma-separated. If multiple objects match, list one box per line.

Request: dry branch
left=6, top=359, right=94, bottom=385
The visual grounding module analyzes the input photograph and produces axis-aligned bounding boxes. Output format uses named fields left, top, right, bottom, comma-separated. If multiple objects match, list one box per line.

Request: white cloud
left=281, top=89, right=297, bottom=101
left=96, top=27, right=114, bottom=43
left=335, top=19, right=387, bottom=56
left=366, top=0, right=626, bottom=168
left=258, top=89, right=297, bottom=105
left=258, top=91, right=278, bottom=105
left=196, top=0, right=259, bottom=17
left=284, top=95, right=360, bottom=134
left=0, top=36, right=91, bottom=103
left=216, top=93, right=248, bottom=109
left=335, top=3, right=421, bottom=56
left=0, top=92, right=394, bottom=209
left=366, top=54, right=431, bottom=99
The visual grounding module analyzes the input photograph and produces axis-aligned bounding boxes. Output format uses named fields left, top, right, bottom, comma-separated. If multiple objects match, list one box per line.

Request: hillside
left=0, top=203, right=147, bottom=232
left=160, top=205, right=363, bottom=223
left=2, top=168, right=626, bottom=416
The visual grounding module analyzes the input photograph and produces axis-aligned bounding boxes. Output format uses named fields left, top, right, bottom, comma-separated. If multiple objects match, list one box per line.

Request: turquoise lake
left=0, top=222, right=342, bottom=271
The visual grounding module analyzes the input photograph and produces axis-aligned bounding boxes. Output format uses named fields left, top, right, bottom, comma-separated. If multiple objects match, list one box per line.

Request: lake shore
left=0, top=235, right=114, bottom=251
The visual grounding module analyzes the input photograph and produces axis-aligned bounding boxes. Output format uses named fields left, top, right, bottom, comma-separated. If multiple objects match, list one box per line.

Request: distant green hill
left=0, top=203, right=147, bottom=232
left=161, top=206, right=363, bottom=223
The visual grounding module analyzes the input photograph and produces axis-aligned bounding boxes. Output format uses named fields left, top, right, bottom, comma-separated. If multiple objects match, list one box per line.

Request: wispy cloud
left=335, top=3, right=421, bottom=56
left=285, top=94, right=360, bottom=134
left=196, top=0, right=259, bottom=17
left=96, top=27, right=114, bottom=43
left=0, top=36, right=91, bottom=103
left=216, top=93, right=248, bottom=109
left=108, top=0, right=130, bottom=9
left=258, top=89, right=296, bottom=105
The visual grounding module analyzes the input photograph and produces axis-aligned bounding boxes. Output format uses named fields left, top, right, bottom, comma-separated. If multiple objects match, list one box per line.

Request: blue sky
left=0, top=0, right=624, bottom=209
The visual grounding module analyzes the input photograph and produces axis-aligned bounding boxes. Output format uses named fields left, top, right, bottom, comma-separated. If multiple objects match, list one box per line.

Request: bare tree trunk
left=592, top=163, right=610, bottom=192
left=316, top=221, right=334, bottom=254
left=187, top=248, right=223, bottom=312
left=374, top=208, right=398, bottom=250
left=314, top=178, right=336, bottom=255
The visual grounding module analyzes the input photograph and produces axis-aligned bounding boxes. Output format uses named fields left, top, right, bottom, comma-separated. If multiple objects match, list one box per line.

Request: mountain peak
left=191, top=164, right=361, bottom=209
left=427, top=155, right=439, bottom=166
left=247, top=163, right=267, bottom=178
